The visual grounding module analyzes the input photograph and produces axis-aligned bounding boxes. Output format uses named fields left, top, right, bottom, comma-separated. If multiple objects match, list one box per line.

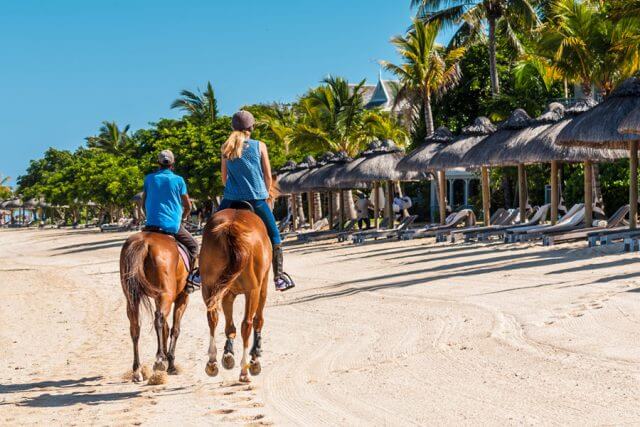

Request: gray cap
left=157, top=149, right=175, bottom=166
left=232, top=110, right=255, bottom=131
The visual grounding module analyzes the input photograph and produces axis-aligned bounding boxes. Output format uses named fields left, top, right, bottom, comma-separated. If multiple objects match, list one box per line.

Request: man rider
left=142, top=150, right=200, bottom=292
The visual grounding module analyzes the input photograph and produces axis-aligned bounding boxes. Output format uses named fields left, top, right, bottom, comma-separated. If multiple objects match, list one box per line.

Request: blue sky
left=0, top=0, right=452, bottom=186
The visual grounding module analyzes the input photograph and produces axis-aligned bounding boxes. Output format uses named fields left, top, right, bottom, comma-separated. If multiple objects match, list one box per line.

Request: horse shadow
left=12, top=391, right=142, bottom=407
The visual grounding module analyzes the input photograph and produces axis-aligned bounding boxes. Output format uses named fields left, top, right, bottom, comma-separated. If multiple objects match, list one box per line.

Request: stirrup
left=185, top=269, right=201, bottom=294
left=275, top=272, right=295, bottom=292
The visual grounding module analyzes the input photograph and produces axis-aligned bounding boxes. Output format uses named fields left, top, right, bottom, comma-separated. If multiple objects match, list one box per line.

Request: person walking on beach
left=142, top=150, right=201, bottom=292
left=219, top=110, right=295, bottom=292
left=356, top=192, right=372, bottom=230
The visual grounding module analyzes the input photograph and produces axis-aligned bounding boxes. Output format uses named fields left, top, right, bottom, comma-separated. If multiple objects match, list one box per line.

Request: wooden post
left=438, top=170, right=447, bottom=225
left=584, top=161, right=593, bottom=227
left=550, top=160, right=559, bottom=225
left=481, top=166, right=491, bottom=226
left=630, top=141, right=638, bottom=229
left=386, top=180, right=394, bottom=229
left=373, top=182, right=380, bottom=229
left=307, top=191, right=314, bottom=228
left=518, top=163, right=527, bottom=223
left=291, top=194, right=298, bottom=230
left=339, top=189, right=345, bottom=231
left=327, top=191, right=333, bottom=228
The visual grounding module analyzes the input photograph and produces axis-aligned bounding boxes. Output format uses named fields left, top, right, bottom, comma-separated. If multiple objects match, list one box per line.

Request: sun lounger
left=351, top=215, right=418, bottom=245
left=503, top=204, right=583, bottom=243
left=544, top=205, right=630, bottom=246
left=471, top=205, right=551, bottom=243
left=401, top=210, right=476, bottom=241
left=296, top=219, right=355, bottom=243
left=100, top=218, right=134, bottom=232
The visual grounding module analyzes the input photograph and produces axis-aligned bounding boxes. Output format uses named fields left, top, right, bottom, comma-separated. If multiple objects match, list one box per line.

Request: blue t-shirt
left=143, top=168, right=187, bottom=233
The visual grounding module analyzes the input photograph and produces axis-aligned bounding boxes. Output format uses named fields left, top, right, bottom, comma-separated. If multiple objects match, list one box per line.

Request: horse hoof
left=205, top=361, right=219, bottom=377
left=132, top=371, right=144, bottom=383
left=249, top=360, right=261, bottom=376
left=153, top=360, right=168, bottom=372
left=239, top=373, right=251, bottom=383
left=222, top=353, right=235, bottom=370
left=167, top=366, right=180, bottom=375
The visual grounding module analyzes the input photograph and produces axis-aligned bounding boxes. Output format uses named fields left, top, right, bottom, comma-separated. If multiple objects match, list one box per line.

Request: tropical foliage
left=0, top=174, right=11, bottom=199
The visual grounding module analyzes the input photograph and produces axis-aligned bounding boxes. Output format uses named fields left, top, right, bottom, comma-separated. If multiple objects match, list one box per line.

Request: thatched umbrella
left=558, top=77, right=640, bottom=228
left=429, top=117, right=497, bottom=225
left=339, top=140, right=427, bottom=229
left=397, top=127, right=454, bottom=225
left=463, top=109, right=536, bottom=223
left=510, top=100, right=625, bottom=224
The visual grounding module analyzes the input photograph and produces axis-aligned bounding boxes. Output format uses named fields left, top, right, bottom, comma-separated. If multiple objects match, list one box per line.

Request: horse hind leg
left=167, top=292, right=189, bottom=375
left=249, top=279, right=268, bottom=376
left=126, top=300, right=143, bottom=382
left=205, top=307, right=220, bottom=377
left=222, top=292, right=237, bottom=370
left=153, top=297, right=172, bottom=372
left=239, top=289, right=261, bottom=383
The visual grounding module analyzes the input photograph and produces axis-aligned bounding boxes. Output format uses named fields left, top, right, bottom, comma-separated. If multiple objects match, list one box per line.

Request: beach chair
left=401, top=210, right=476, bottom=241
left=508, top=204, right=588, bottom=243
left=501, top=204, right=582, bottom=243
left=351, top=215, right=418, bottom=245
left=545, top=205, right=630, bottom=246
left=100, top=218, right=134, bottom=232
left=458, top=205, right=550, bottom=243
left=298, top=219, right=355, bottom=243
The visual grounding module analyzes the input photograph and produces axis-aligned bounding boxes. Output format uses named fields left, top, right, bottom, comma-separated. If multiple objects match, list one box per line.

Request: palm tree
left=515, top=0, right=640, bottom=97
left=170, top=81, right=218, bottom=125
left=85, top=121, right=130, bottom=153
left=255, top=103, right=297, bottom=155
left=0, top=174, right=11, bottom=199
left=411, top=0, right=540, bottom=96
left=381, top=19, right=465, bottom=136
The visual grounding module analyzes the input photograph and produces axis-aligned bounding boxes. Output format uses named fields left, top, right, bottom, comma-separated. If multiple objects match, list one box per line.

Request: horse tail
left=205, top=216, right=252, bottom=311
left=120, top=237, right=159, bottom=315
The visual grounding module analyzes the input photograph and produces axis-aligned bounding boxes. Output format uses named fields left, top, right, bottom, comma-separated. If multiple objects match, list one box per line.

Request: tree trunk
left=295, top=193, right=305, bottom=225
left=481, top=166, right=491, bottom=226
left=488, top=16, right=500, bottom=96
left=424, top=91, right=434, bottom=136
left=332, top=192, right=341, bottom=226
left=592, top=163, right=603, bottom=210
left=630, top=142, right=638, bottom=229
left=343, top=190, right=357, bottom=220
left=314, top=192, right=323, bottom=220
left=551, top=161, right=559, bottom=225
left=438, top=170, right=447, bottom=225
left=563, top=78, right=569, bottom=99
left=518, top=164, right=527, bottom=223
left=584, top=161, right=593, bottom=227
left=338, top=190, right=345, bottom=230
left=373, top=182, right=380, bottom=229
left=385, top=181, right=394, bottom=229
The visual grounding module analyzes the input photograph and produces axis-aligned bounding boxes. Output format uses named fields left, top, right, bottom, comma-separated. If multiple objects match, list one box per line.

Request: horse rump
left=202, top=214, right=253, bottom=311
left=120, top=236, right=159, bottom=314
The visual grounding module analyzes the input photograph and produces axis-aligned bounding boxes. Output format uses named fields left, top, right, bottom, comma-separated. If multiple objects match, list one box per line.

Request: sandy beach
left=1, top=228, right=639, bottom=425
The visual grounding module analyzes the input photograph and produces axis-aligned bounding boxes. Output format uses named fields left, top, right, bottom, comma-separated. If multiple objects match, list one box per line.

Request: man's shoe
left=185, top=269, right=201, bottom=294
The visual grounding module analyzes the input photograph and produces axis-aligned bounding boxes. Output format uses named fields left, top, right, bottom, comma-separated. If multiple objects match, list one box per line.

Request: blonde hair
left=222, top=130, right=251, bottom=160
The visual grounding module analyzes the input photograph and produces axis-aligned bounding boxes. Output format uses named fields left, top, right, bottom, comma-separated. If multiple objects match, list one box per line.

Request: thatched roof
left=2, top=198, right=23, bottom=208
left=23, top=198, right=40, bottom=209
left=619, top=106, right=640, bottom=135
left=278, top=156, right=316, bottom=194
left=558, top=77, right=640, bottom=149
left=337, top=140, right=428, bottom=184
left=396, top=127, right=454, bottom=172
left=513, top=100, right=626, bottom=163
left=462, top=109, right=536, bottom=167
left=428, top=117, right=496, bottom=169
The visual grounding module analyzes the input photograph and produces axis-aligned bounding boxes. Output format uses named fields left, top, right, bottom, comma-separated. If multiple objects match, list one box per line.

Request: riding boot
left=272, top=244, right=295, bottom=291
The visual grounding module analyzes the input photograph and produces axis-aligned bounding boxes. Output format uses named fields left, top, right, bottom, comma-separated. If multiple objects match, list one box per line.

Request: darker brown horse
left=200, top=207, right=271, bottom=383
left=120, top=232, right=189, bottom=382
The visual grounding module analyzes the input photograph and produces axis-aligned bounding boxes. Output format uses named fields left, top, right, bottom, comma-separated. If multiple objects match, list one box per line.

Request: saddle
left=226, top=201, right=255, bottom=213
left=142, top=226, right=191, bottom=271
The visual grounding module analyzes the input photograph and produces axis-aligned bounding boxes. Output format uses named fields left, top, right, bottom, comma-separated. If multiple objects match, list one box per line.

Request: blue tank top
left=223, top=139, right=269, bottom=201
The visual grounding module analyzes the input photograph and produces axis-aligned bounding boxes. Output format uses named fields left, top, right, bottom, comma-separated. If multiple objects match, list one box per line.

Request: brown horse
left=120, top=232, right=189, bottom=382
left=200, top=207, right=271, bottom=383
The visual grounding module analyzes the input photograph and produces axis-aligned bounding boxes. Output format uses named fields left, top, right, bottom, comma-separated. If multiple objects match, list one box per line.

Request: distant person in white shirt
left=356, top=192, right=373, bottom=230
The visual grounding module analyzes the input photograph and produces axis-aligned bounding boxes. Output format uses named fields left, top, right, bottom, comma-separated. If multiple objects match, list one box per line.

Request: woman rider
left=219, top=110, right=295, bottom=292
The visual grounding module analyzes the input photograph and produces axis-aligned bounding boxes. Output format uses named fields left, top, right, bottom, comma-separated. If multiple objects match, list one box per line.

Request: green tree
left=170, top=81, right=219, bottom=125
left=0, top=174, right=11, bottom=199
left=412, top=0, right=540, bottom=96
left=381, top=19, right=465, bottom=136
left=85, top=121, right=131, bottom=153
